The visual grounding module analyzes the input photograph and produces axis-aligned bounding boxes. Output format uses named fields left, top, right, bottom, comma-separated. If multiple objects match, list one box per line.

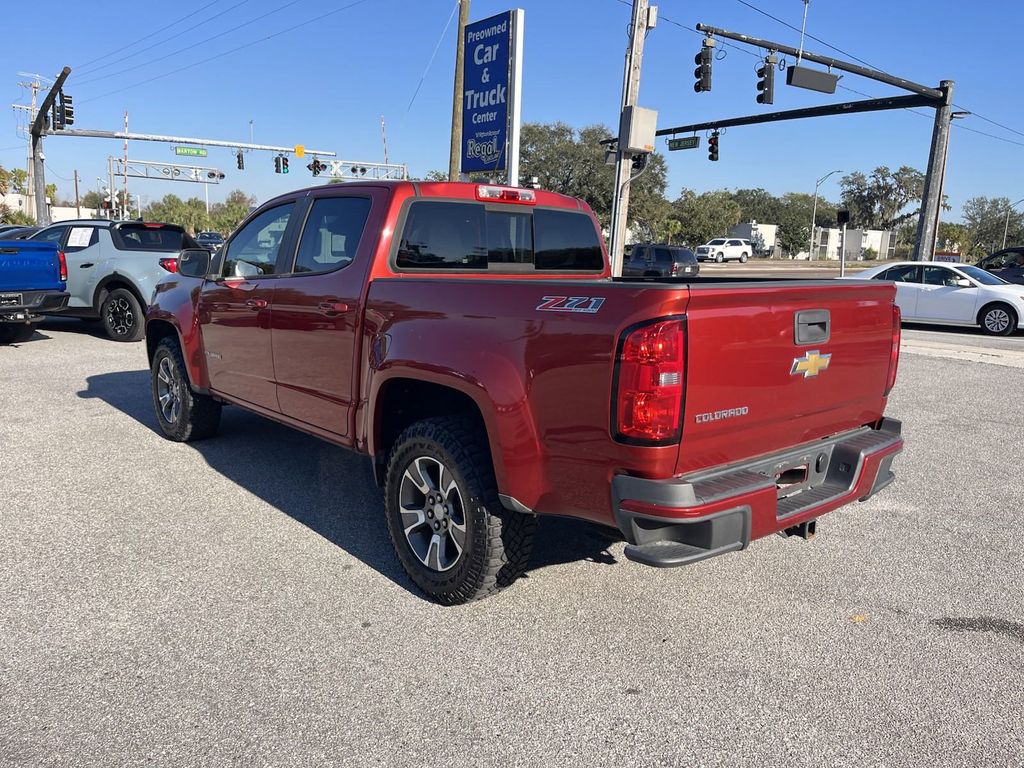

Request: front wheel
left=0, top=323, right=36, bottom=344
left=101, top=288, right=145, bottom=342
left=979, top=303, right=1017, bottom=336
left=715, top=252, right=724, bottom=263
left=384, top=416, right=536, bottom=604
left=740, top=252, right=749, bottom=263
left=150, top=339, right=222, bottom=441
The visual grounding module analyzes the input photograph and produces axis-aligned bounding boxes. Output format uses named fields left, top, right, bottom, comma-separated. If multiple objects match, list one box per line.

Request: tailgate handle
left=795, top=309, right=830, bottom=345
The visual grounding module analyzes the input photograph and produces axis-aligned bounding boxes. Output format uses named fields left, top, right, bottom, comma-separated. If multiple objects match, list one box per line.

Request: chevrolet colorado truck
left=145, top=181, right=904, bottom=604
left=0, top=239, right=68, bottom=344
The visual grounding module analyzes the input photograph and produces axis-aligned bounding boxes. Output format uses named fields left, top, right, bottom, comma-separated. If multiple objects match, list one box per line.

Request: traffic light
left=274, top=155, right=282, bottom=174
left=51, top=91, right=74, bottom=130
left=281, top=156, right=289, bottom=174
left=756, top=54, right=777, bottom=105
left=307, top=158, right=326, bottom=176
left=708, top=131, right=720, bottom=162
left=236, top=150, right=244, bottom=170
left=693, top=38, right=715, bottom=93
left=631, top=153, right=649, bottom=173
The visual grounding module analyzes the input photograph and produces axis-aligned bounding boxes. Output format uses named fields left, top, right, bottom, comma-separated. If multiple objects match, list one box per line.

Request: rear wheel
left=150, top=338, right=222, bottom=441
left=979, top=303, right=1017, bottom=336
left=715, top=252, right=724, bottom=263
left=101, top=288, right=145, bottom=342
left=740, top=252, right=749, bottom=263
left=384, top=416, right=536, bottom=604
left=0, top=323, right=36, bottom=344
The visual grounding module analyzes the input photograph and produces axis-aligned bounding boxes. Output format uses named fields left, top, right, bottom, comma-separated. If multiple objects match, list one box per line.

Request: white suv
left=695, top=238, right=752, bottom=263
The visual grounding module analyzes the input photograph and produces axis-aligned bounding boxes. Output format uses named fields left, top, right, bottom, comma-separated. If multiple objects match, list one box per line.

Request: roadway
left=1, top=317, right=1021, bottom=766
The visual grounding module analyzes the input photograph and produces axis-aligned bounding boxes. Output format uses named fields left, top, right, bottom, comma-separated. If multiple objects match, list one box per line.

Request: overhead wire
left=729, top=0, right=1024, bottom=141
left=79, top=0, right=373, bottom=105
left=75, top=0, right=227, bottom=73
left=76, top=0, right=295, bottom=88
left=407, top=0, right=460, bottom=112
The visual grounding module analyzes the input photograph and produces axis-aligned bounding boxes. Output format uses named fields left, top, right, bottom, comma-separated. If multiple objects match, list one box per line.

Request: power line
left=77, top=0, right=290, bottom=88
left=407, top=1, right=461, bottom=112
left=729, top=0, right=1024, bottom=141
left=79, top=0, right=372, bottom=105
left=75, top=0, right=226, bottom=73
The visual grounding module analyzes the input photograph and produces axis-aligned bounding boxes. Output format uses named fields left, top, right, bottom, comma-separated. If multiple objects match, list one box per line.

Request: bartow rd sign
left=174, top=146, right=207, bottom=157
left=461, top=10, right=523, bottom=180
left=667, top=136, right=700, bottom=151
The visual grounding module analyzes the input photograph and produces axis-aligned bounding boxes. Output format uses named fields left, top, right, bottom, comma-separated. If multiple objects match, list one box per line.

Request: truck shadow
left=78, top=370, right=622, bottom=598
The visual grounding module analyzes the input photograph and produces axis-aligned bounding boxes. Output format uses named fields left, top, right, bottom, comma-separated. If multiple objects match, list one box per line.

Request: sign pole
left=449, top=0, right=471, bottom=181
left=506, top=9, right=524, bottom=186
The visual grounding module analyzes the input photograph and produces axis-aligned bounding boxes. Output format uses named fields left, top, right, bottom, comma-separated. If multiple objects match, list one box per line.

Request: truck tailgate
left=0, top=241, right=63, bottom=292
left=677, top=280, right=895, bottom=474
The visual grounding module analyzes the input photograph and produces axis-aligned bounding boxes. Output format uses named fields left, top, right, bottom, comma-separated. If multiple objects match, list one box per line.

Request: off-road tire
left=978, top=303, right=1017, bottom=336
left=384, top=416, right=536, bottom=605
left=101, top=288, right=145, bottom=342
left=0, top=323, right=36, bottom=344
left=151, top=338, right=222, bottom=441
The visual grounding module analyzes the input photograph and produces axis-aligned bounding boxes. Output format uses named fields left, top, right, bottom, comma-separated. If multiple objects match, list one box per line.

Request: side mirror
left=178, top=248, right=211, bottom=278
left=955, top=278, right=972, bottom=288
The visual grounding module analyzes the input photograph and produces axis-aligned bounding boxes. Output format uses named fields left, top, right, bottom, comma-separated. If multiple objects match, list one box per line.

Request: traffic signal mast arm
left=694, top=23, right=942, bottom=99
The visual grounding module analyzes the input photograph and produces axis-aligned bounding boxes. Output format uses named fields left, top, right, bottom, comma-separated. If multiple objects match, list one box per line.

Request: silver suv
left=31, top=220, right=196, bottom=341
left=695, top=238, right=752, bottom=263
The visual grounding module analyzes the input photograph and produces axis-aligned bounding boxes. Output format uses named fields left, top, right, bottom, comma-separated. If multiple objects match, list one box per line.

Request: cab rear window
left=395, top=201, right=603, bottom=272
left=112, top=224, right=194, bottom=252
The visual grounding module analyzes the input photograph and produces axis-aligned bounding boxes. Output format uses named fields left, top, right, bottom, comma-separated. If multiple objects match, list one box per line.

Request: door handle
left=318, top=300, right=349, bottom=315
left=245, top=298, right=268, bottom=310
left=80, top=263, right=94, bottom=268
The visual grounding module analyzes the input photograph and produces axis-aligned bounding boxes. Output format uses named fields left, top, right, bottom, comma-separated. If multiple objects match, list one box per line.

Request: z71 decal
left=536, top=296, right=606, bottom=314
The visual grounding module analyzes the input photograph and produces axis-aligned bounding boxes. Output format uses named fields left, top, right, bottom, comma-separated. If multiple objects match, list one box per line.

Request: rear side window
left=674, top=249, right=697, bottom=264
left=292, top=197, right=372, bottom=274
left=875, top=265, right=920, bottom=283
left=112, top=224, right=191, bottom=251
left=654, top=248, right=672, bottom=263
left=395, top=202, right=603, bottom=272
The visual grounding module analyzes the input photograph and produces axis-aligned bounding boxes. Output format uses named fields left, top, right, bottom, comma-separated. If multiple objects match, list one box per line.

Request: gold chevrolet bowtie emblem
left=791, top=350, right=832, bottom=378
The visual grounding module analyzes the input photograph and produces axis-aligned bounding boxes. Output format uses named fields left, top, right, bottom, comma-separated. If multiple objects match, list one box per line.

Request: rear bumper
left=611, top=418, right=903, bottom=568
left=1, top=290, right=69, bottom=322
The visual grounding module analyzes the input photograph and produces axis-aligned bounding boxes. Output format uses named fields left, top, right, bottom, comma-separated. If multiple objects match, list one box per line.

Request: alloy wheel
left=398, top=456, right=467, bottom=572
left=984, top=308, right=1010, bottom=334
left=155, top=356, right=182, bottom=425
left=106, top=296, right=135, bottom=336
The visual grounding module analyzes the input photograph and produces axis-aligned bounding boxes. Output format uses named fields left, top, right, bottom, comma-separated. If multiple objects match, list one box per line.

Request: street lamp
left=1001, top=197, right=1024, bottom=249
left=809, top=170, right=841, bottom=261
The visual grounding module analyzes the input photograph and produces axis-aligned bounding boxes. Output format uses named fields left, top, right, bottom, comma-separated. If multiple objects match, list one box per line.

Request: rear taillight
left=57, top=250, right=67, bottom=282
left=614, top=318, right=686, bottom=443
left=159, top=257, right=179, bottom=273
left=670, top=262, right=679, bottom=276
left=884, top=304, right=901, bottom=396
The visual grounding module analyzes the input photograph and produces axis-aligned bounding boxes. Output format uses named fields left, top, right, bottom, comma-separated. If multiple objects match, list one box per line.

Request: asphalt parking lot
left=2, top=317, right=1022, bottom=767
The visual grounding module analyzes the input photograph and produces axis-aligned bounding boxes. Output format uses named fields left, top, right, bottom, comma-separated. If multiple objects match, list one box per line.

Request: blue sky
left=3, top=0, right=1022, bottom=220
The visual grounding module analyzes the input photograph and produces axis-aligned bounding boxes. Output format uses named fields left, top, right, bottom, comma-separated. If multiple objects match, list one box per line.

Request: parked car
left=622, top=243, right=699, bottom=277
left=29, top=219, right=197, bottom=341
left=853, top=261, right=1024, bottom=335
left=195, top=231, right=225, bottom=252
left=0, top=237, right=69, bottom=343
left=146, top=180, right=903, bottom=604
left=976, top=247, right=1024, bottom=286
left=695, top=238, right=753, bottom=263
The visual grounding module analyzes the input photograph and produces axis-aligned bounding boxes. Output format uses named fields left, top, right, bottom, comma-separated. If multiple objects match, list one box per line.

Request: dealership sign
left=461, top=10, right=523, bottom=181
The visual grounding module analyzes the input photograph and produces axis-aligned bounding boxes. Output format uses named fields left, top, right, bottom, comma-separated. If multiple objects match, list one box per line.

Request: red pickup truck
left=146, top=181, right=903, bottom=604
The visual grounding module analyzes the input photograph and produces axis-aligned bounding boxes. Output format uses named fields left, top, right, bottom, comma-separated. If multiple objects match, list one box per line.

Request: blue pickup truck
left=0, top=239, right=69, bottom=344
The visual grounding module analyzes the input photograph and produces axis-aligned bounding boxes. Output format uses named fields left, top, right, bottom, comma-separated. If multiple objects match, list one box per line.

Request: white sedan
left=851, top=261, right=1024, bottom=336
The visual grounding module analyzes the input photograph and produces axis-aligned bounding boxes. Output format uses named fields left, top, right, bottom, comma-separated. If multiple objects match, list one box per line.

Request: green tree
left=961, top=196, right=1024, bottom=256
left=518, top=121, right=668, bottom=234
left=80, top=190, right=104, bottom=210
left=145, top=194, right=210, bottom=234
left=9, top=169, right=28, bottom=195
left=936, top=222, right=969, bottom=254
left=839, top=166, right=927, bottom=230
left=210, top=189, right=257, bottom=235
left=671, top=189, right=741, bottom=248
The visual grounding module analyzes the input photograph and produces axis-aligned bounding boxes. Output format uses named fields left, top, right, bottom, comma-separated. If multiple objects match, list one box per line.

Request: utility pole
left=608, top=0, right=656, bottom=277
left=74, top=170, right=81, bottom=218
left=912, top=80, right=954, bottom=261
left=809, top=169, right=841, bottom=260
left=449, top=0, right=471, bottom=181
left=381, top=115, right=390, bottom=165
left=29, top=67, right=71, bottom=227
left=123, top=111, right=129, bottom=221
